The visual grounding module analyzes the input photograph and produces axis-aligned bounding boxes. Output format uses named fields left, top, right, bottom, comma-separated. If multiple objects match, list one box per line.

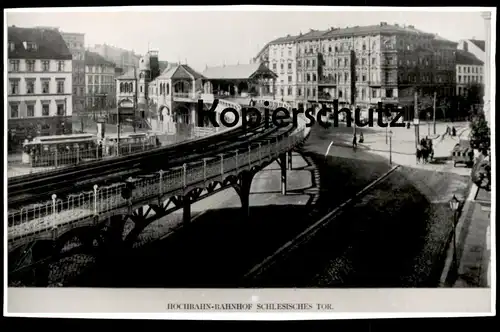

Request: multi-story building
left=455, top=50, right=484, bottom=98
left=257, top=23, right=459, bottom=110
left=458, top=39, right=485, bottom=63
left=7, top=26, right=73, bottom=148
left=88, top=43, right=140, bottom=73
left=85, top=51, right=116, bottom=110
left=60, top=31, right=86, bottom=114
left=267, top=34, right=299, bottom=102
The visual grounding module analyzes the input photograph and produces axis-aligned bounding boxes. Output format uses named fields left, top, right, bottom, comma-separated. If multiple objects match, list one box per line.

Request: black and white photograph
left=4, top=6, right=495, bottom=316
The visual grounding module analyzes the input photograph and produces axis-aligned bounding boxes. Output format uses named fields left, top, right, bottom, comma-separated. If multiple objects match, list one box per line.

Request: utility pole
left=414, top=90, right=419, bottom=149
left=433, top=91, right=437, bottom=135
left=350, top=49, right=356, bottom=135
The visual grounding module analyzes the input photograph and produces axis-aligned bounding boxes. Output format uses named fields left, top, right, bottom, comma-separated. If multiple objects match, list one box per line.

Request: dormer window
left=9, top=41, right=15, bottom=52
left=24, top=41, right=38, bottom=51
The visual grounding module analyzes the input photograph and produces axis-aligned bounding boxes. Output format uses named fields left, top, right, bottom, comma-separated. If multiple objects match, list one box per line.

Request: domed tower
left=137, top=53, right=151, bottom=104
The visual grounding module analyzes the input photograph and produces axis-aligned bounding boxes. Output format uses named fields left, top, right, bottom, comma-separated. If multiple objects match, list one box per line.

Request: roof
left=85, top=51, right=115, bottom=67
left=116, top=68, right=138, bottom=80
left=456, top=50, right=484, bottom=66
left=432, top=34, right=458, bottom=45
left=469, top=39, right=485, bottom=52
left=158, top=61, right=171, bottom=73
left=296, top=29, right=328, bottom=41
left=322, top=24, right=434, bottom=39
left=157, top=64, right=204, bottom=80
left=202, top=63, right=277, bottom=80
left=8, top=26, right=72, bottom=60
left=270, top=34, right=300, bottom=44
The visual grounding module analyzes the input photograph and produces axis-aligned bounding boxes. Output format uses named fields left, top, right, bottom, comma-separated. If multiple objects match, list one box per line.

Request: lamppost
left=385, top=114, right=392, bottom=145
left=449, top=195, right=461, bottom=277
left=389, top=130, right=393, bottom=164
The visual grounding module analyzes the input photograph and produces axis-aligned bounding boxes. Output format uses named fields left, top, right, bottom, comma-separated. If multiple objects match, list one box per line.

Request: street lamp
left=449, top=195, right=461, bottom=277
left=388, top=130, right=393, bottom=164
left=385, top=114, right=392, bottom=145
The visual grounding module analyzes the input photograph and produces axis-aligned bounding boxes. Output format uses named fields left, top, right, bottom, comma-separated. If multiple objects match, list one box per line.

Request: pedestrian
left=359, top=132, right=364, bottom=143
left=352, top=134, right=357, bottom=150
left=452, top=126, right=456, bottom=137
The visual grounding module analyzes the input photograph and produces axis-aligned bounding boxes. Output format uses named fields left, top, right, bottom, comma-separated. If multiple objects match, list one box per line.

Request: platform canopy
left=202, top=63, right=277, bottom=81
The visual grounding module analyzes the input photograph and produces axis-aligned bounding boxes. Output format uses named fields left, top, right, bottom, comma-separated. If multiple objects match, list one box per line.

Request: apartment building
left=85, top=51, right=116, bottom=109
left=455, top=50, right=484, bottom=97
left=88, top=43, right=140, bottom=73
left=61, top=31, right=86, bottom=114
left=7, top=26, right=73, bottom=147
left=267, top=34, right=299, bottom=102
left=256, top=23, right=458, bottom=109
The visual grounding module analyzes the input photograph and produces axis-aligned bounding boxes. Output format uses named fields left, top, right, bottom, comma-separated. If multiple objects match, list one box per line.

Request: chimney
left=408, top=25, right=415, bottom=29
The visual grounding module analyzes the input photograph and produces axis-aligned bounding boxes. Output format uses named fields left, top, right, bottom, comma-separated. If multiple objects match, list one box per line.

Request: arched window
left=362, top=43, right=366, bottom=51
left=166, top=83, right=170, bottom=95
left=120, top=82, right=124, bottom=93
left=129, top=82, right=133, bottom=92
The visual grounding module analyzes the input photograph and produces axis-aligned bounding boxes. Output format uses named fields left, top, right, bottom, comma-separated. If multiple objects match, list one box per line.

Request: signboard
left=413, top=118, right=420, bottom=125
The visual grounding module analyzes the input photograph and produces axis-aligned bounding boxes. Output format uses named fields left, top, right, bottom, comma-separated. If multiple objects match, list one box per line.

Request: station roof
left=157, top=64, right=205, bottom=80
left=202, top=63, right=277, bottom=80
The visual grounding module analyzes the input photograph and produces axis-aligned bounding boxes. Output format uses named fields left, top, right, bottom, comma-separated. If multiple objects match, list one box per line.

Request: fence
left=8, top=104, right=309, bottom=241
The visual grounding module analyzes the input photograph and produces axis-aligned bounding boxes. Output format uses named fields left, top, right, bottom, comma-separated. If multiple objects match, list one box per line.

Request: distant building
left=85, top=50, right=116, bottom=111
left=88, top=43, right=140, bottom=73
left=458, top=39, right=485, bottom=63
left=60, top=31, right=86, bottom=114
left=7, top=26, right=73, bottom=147
left=455, top=50, right=484, bottom=98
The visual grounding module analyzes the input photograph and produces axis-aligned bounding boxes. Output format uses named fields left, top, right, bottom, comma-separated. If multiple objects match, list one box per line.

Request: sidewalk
left=440, top=184, right=492, bottom=287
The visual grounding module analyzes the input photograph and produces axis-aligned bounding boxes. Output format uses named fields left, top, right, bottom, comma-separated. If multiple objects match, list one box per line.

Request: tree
left=469, top=109, right=490, bottom=149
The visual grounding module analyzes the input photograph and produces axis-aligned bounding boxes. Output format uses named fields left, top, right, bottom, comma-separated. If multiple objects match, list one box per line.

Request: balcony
left=173, top=92, right=199, bottom=101
left=318, top=78, right=337, bottom=86
left=381, top=62, right=398, bottom=69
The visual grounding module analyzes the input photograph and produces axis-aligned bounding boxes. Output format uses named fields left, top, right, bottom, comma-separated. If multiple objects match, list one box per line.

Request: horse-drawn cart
left=451, top=144, right=474, bottom=167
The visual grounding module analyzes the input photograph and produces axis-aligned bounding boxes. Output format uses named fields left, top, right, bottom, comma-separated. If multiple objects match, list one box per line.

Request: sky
left=6, top=7, right=490, bottom=73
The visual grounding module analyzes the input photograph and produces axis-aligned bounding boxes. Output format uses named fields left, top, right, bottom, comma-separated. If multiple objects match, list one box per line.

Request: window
left=288, top=75, right=292, bottom=83
left=312, top=60, right=316, bottom=67
left=468, top=67, right=471, bottom=73
left=344, top=58, right=348, bottom=67
left=312, top=88, right=316, bottom=97
left=57, top=104, right=65, bottom=116
left=57, top=80, right=65, bottom=94
left=385, top=89, right=393, bottom=98
left=94, top=76, right=99, bottom=84
left=344, top=72, right=349, bottom=82
left=42, top=80, right=50, bottom=93
left=280, top=63, right=284, bottom=70
left=306, top=73, right=310, bottom=82
left=312, top=74, right=316, bottom=82
left=57, top=61, right=65, bottom=71
left=328, top=46, right=332, bottom=53
left=280, top=88, right=284, bottom=96
left=26, top=42, right=38, bottom=51
left=288, top=50, right=292, bottom=56
left=80, top=87, right=84, bottom=96
left=362, top=43, right=366, bottom=51
left=339, top=90, right=343, bottom=98
left=42, top=104, right=50, bottom=116
left=10, top=60, right=20, bottom=72
left=362, top=58, right=366, bottom=66
left=272, top=63, right=277, bottom=70
left=27, top=104, right=35, bottom=117
left=362, top=75, right=366, bottom=82
left=458, top=75, right=462, bottom=83
left=9, top=41, right=15, bottom=52
left=288, top=63, right=292, bottom=70
left=372, top=89, right=377, bottom=98
left=288, top=87, right=292, bottom=96
left=26, top=80, right=35, bottom=94
left=10, top=104, right=19, bottom=118
left=372, top=58, right=376, bottom=65
left=297, top=88, right=302, bottom=96
left=10, top=80, right=19, bottom=95
left=26, top=60, right=35, bottom=72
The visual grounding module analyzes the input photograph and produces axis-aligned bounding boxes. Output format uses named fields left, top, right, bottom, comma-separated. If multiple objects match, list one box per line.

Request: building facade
left=85, top=51, right=117, bottom=111
left=455, top=50, right=484, bottom=98
left=268, top=34, right=299, bottom=102
left=89, top=43, right=141, bottom=73
left=7, top=26, right=73, bottom=148
left=257, top=23, right=458, bottom=110
left=60, top=31, right=86, bottom=114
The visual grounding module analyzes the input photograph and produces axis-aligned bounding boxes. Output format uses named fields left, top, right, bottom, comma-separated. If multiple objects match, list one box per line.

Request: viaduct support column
left=287, top=150, right=293, bottom=170
left=279, top=153, right=287, bottom=195
left=183, top=196, right=191, bottom=224
left=237, top=172, right=253, bottom=219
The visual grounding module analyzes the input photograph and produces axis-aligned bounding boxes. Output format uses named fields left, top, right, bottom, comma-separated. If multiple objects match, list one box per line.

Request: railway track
left=8, top=119, right=292, bottom=213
